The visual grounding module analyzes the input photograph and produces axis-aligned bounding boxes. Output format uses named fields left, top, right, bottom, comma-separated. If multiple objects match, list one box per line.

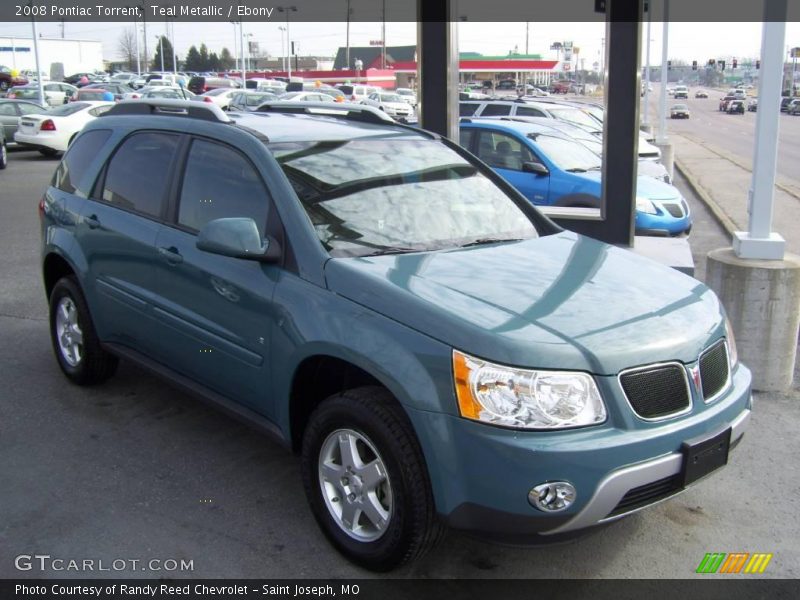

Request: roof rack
left=99, top=99, right=232, bottom=123
left=254, top=101, right=395, bottom=125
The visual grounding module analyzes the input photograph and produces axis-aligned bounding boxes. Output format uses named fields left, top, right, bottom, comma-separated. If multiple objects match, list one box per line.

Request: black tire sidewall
left=301, top=393, right=425, bottom=571
left=49, top=278, right=88, bottom=382
left=0, top=142, right=7, bottom=169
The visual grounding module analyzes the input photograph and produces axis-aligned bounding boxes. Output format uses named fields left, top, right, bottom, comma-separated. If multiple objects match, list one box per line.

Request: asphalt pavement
left=1, top=146, right=799, bottom=580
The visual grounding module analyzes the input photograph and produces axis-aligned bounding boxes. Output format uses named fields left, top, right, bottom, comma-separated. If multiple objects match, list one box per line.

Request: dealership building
left=0, top=36, right=103, bottom=79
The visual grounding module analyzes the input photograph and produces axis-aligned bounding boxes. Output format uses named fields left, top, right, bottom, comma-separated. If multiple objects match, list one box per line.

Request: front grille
left=663, top=202, right=685, bottom=218
left=607, top=475, right=683, bottom=518
left=620, top=364, right=691, bottom=420
left=699, top=341, right=729, bottom=401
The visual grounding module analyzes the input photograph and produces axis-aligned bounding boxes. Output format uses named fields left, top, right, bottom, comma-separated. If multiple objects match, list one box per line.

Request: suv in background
left=40, top=99, right=751, bottom=572
left=673, top=86, right=688, bottom=99
left=187, top=76, right=239, bottom=95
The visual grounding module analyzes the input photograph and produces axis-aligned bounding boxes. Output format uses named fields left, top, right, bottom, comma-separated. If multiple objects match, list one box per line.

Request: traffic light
left=732, top=58, right=738, bottom=69
left=756, top=59, right=760, bottom=69
left=719, top=60, right=725, bottom=71
left=692, top=60, right=698, bottom=70
left=667, top=60, right=672, bottom=70
left=708, top=59, right=716, bottom=67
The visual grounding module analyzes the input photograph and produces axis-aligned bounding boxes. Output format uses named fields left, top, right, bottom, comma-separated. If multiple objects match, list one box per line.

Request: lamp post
left=30, top=11, right=45, bottom=107
left=156, top=35, right=164, bottom=72
left=278, top=26, right=286, bottom=72
left=346, top=0, right=351, bottom=72
left=277, top=6, right=297, bottom=78
left=170, top=20, right=177, bottom=73
left=139, top=0, right=148, bottom=71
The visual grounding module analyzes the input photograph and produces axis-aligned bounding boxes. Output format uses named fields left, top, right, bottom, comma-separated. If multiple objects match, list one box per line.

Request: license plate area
left=681, top=427, right=731, bottom=486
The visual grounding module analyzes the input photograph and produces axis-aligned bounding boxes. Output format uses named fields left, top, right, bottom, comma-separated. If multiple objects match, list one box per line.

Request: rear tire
left=301, top=386, right=442, bottom=571
left=0, top=142, right=7, bottom=170
left=39, top=148, right=59, bottom=157
left=49, top=276, right=118, bottom=385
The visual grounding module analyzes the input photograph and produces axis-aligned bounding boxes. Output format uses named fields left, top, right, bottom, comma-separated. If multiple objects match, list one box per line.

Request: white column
left=656, top=0, right=669, bottom=144
left=643, top=6, right=651, bottom=126
left=732, top=19, right=787, bottom=260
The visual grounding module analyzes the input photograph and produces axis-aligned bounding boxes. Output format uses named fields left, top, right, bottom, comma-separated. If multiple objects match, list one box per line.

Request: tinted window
left=102, top=132, right=179, bottom=217
left=53, top=129, right=112, bottom=195
left=516, top=106, right=546, bottom=117
left=178, top=139, right=269, bottom=235
left=459, top=128, right=474, bottom=150
left=480, top=104, right=512, bottom=116
left=459, top=102, right=480, bottom=117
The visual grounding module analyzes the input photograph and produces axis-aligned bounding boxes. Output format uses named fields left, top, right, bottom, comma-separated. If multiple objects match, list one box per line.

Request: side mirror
left=196, top=217, right=281, bottom=263
left=522, top=161, right=549, bottom=176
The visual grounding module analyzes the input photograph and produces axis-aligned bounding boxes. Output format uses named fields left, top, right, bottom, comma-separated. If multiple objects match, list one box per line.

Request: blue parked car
left=460, top=118, right=692, bottom=236
left=40, top=100, right=748, bottom=570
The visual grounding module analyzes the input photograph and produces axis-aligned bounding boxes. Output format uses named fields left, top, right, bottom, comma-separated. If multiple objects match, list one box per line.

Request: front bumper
left=406, top=363, right=751, bottom=542
left=635, top=199, right=692, bottom=235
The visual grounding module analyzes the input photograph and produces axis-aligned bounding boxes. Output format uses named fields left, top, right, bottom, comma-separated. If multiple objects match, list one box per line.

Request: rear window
left=101, top=132, right=179, bottom=218
left=53, top=129, right=112, bottom=196
left=48, top=103, right=90, bottom=116
left=481, top=104, right=512, bottom=117
left=337, top=85, right=354, bottom=95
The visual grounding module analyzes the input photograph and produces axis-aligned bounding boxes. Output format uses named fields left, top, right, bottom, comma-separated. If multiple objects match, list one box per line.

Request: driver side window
left=476, top=131, right=534, bottom=172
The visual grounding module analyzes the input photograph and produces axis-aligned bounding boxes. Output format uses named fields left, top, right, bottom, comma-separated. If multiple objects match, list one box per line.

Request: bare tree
left=118, top=27, right=138, bottom=72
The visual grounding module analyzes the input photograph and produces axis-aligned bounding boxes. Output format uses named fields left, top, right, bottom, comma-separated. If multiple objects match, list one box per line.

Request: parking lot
left=1, top=144, right=799, bottom=579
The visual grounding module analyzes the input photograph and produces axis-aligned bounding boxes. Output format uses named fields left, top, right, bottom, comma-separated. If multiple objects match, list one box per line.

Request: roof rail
left=99, top=99, right=232, bottom=123
left=254, top=101, right=395, bottom=125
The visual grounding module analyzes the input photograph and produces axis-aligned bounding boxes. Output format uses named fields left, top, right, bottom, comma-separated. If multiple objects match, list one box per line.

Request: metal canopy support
left=417, top=1, right=459, bottom=141
left=733, top=0, right=787, bottom=260
left=554, top=0, right=641, bottom=246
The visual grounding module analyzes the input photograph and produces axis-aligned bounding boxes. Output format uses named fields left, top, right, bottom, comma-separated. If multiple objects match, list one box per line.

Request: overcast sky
left=0, top=20, right=798, bottom=67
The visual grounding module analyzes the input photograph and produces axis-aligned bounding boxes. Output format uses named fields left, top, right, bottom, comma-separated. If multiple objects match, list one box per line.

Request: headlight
left=725, top=317, right=738, bottom=368
left=636, top=196, right=658, bottom=215
left=453, top=350, right=607, bottom=429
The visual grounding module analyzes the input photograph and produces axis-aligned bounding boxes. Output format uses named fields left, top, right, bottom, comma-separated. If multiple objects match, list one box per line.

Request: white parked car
left=122, top=85, right=192, bottom=100
left=395, top=87, right=418, bottom=107
left=14, top=101, right=113, bottom=156
left=196, top=87, right=242, bottom=109
left=336, top=84, right=380, bottom=103
left=277, top=91, right=337, bottom=103
left=361, top=92, right=416, bottom=120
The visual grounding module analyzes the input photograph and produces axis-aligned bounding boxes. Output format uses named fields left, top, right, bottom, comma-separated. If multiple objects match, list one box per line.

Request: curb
left=674, top=157, right=739, bottom=237
left=680, top=134, right=800, bottom=202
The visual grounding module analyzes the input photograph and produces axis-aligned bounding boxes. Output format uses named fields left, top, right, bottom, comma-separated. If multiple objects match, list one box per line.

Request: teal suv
left=40, top=100, right=752, bottom=571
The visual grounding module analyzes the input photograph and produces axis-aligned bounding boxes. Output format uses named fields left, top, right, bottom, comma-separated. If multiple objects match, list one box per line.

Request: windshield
left=379, top=94, right=404, bottom=103
left=268, top=139, right=538, bottom=257
left=48, top=103, right=90, bottom=116
left=246, top=93, right=276, bottom=105
left=280, top=92, right=301, bottom=100
left=548, top=107, right=601, bottom=131
left=10, top=87, right=40, bottom=98
left=532, top=134, right=602, bottom=172
left=397, top=89, right=414, bottom=96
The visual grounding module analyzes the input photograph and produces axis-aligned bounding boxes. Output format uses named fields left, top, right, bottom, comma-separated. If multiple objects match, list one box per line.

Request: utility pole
left=526, top=22, right=529, bottom=55
left=60, top=18, right=65, bottom=39
left=134, top=14, right=141, bottom=75
left=31, top=17, right=45, bottom=107
left=381, top=0, right=386, bottom=69
left=158, top=35, right=164, bottom=72
left=655, top=0, right=674, bottom=179
left=171, top=20, right=177, bottom=73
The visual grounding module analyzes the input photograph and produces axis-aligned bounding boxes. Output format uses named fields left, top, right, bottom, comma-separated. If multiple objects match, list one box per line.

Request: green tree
left=199, top=43, right=210, bottom=70
left=208, top=52, right=220, bottom=72
left=151, top=35, right=175, bottom=71
left=219, top=47, right=235, bottom=71
left=184, top=45, right=202, bottom=72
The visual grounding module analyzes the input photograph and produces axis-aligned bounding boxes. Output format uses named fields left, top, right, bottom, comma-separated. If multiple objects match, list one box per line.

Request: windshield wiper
left=366, top=246, right=422, bottom=256
left=458, top=237, right=524, bottom=248
left=565, top=167, right=588, bottom=173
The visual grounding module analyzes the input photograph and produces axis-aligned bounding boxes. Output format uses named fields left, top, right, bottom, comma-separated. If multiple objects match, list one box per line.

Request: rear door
left=150, top=137, right=280, bottom=413
left=78, top=131, right=182, bottom=353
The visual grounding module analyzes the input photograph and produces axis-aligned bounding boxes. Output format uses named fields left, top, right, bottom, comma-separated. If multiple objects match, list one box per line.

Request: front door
left=474, top=129, right=549, bottom=205
left=150, top=137, right=279, bottom=414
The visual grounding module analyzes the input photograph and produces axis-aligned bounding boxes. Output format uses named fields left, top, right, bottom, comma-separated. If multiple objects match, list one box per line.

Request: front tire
left=301, top=387, right=442, bottom=571
left=49, top=276, right=118, bottom=385
left=0, top=142, right=7, bottom=170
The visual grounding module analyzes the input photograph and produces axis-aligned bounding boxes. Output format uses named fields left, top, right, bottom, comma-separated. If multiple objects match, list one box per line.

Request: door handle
left=85, top=214, right=101, bottom=229
left=158, top=246, right=184, bottom=265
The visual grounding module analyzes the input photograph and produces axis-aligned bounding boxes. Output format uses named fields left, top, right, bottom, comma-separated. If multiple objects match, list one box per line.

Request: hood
left=581, top=172, right=680, bottom=202
left=324, top=232, right=723, bottom=375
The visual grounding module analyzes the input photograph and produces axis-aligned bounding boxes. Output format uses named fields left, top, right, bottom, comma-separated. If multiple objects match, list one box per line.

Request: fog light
left=528, top=482, right=576, bottom=512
